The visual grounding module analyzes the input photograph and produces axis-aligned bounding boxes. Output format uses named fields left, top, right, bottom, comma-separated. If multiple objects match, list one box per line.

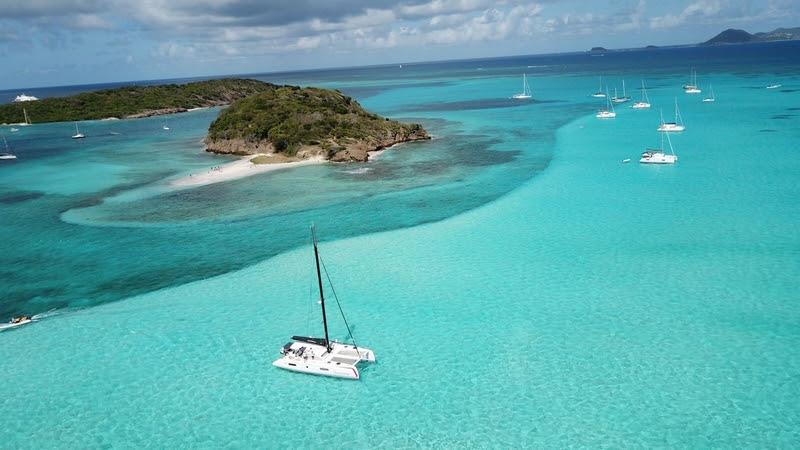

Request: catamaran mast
left=311, top=225, right=332, bottom=351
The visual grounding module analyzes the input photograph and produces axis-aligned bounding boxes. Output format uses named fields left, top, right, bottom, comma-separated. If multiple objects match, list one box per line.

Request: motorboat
left=632, top=80, right=651, bottom=109
left=640, top=131, right=678, bottom=164
left=273, top=225, right=376, bottom=380
left=657, top=99, right=685, bottom=132
left=0, top=316, right=33, bottom=331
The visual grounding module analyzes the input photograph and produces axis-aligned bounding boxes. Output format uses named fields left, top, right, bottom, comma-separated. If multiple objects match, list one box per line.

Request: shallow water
left=1, top=42, right=799, bottom=446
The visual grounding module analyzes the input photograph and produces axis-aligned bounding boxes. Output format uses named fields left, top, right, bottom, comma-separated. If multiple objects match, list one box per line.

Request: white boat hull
left=0, top=154, right=17, bottom=160
left=632, top=102, right=651, bottom=109
left=273, top=339, right=375, bottom=380
left=640, top=152, right=677, bottom=164
left=596, top=111, right=616, bottom=119
left=591, top=93, right=606, bottom=98
left=0, top=319, right=32, bottom=331
left=511, top=94, right=531, bottom=99
left=657, top=124, right=685, bottom=132
left=684, top=88, right=701, bottom=94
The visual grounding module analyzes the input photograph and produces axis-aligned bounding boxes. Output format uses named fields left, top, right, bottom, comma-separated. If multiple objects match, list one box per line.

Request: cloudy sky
left=0, top=0, right=797, bottom=89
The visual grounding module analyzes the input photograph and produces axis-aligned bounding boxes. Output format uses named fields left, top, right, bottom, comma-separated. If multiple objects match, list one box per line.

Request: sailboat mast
left=311, top=225, right=331, bottom=351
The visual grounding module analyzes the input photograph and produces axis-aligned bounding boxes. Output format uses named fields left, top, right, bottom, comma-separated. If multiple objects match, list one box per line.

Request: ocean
left=1, top=41, right=799, bottom=446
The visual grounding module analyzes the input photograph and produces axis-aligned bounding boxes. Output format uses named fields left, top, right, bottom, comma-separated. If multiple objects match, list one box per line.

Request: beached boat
left=71, top=122, right=85, bottom=139
left=632, top=80, right=651, bottom=109
left=512, top=74, right=532, bottom=99
left=703, top=85, right=716, bottom=102
left=596, top=89, right=616, bottom=119
left=612, top=80, right=631, bottom=103
left=273, top=225, right=376, bottom=380
left=640, top=131, right=678, bottom=164
left=591, top=77, right=606, bottom=98
left=657, top=99, right=685, bottom=132
left=684, top=69, right=701, bottom=94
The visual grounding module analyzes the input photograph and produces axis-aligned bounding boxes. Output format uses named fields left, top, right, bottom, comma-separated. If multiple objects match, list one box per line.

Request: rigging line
left=318, top=255, right=359, bottom=353
left=305, top=233, right=314, bottom=336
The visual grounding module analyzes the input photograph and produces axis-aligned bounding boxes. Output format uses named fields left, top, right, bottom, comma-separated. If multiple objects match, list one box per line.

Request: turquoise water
left=2, top=42, right=800, bottom=446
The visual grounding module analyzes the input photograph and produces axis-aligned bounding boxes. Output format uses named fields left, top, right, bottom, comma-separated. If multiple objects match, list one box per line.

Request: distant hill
left=702, top=27, right=800, bottom=46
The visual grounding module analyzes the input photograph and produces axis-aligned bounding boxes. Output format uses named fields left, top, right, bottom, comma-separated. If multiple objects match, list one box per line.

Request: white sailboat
left=273, top=226, right=376, bottom=380
left=18, top=108, right=32, bottom=127
left=657, top=99, right=685, bottom=132
left=684, top=69, right=701, bottom=94
left=512, top=73, right=532, bottom=99
left=591, top=77, right=607, bottom=98
left=596, top=89, right=616, bottom=119
left=162, top=118, right=170, bottom=131
left=612, top=80, right=631, bottom=103
left=71, top=122, right=85, bottom=139
left=702, top=85, right=716, bottom=102
left=632, top=80, right=651, bottom=109
left=640, top=131, right=678, bottom=164
left=0, top=135, right=17, bottom=160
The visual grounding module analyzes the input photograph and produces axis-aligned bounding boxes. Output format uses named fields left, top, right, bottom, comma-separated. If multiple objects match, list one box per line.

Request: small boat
left=0, top=316, right=34, bottom=331
left=1, top=135, right=17, bottom=160
left=683, top=68, right=701, bottom=93
left=591, top=77, right=607, bottom=98
left=632, top=80, right=651, bottom=109
left=596, top=89, right=616, bottom=119
left=703, top=85, right=716, bottom=103
left=622, top=158, right=631, bottom=163
left=611, top=80, right=631, bottom=103
left=512, top=73, right=533, bottom=99
left=657, top=99, right=685, bottom=132
left=162, top=119, right=170, bottom=131
left=71, top=122, right=85, bottom=139
left=13, top=94, right=38, bottom=103
left=10, top=127, right=19, bottom=133
left=766, top=84, right=782, bottom=89
left=273, top=225, right=376, bottom=380
left=640, top=131, right=678, bottom=164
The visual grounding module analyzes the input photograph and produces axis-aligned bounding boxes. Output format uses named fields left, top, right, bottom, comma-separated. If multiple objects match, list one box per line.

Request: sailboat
left=657, top=99, right=685, bottom=132
left=640, top=131, right=678, bottom=164
left=71, top=122, right=85, bottom=139
left=596, top=89, right=616, bottom=119
left=18, top=108, right=32, bottom=127
left=632, top=80, right=651, bottom=109
left=591, top=77, right=607, bottom=98
left=512, top=74, right=532, bottom=99
left=0, top=135, right=17, bottom=160
left=702, top=85, right=716, bottom=102
left=273, top=225, right=376, bottom=380
left=162, top=118, right=170, bottom=131
left=684, top=69, right=701, bottom=94
left=612, top=80, right=631, bottom=103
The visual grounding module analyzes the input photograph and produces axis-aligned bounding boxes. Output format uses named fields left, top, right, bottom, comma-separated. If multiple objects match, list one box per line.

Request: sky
left=0, top=0, right=797, bottom=89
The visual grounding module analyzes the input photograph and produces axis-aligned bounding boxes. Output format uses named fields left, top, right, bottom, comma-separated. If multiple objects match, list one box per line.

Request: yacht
left=611, top=80, right=631, bottom=103
left=591, top=77, right=607, bottom=98
left=632, top=80, right=651, bottom=109
left=71, top=122, right=85, bottom=139
left=702, top=85, right=716, bottom=102
left=512, top=74, right=532, bottom=99
left=640, top=131, right=678, bottom=164
left=273, top=226, right=376, bottom=380
left=684, top=69, right=701, bottom=94
left=595, top=89, right=616, bottom=119
left=657, top=99, right=685, bottom=132
left=1, top=135, right=16, bottom=160
left=13, top=94, right=38, bottom=102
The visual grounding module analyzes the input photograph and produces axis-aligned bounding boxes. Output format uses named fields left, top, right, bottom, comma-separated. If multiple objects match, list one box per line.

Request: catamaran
left=703, top=85, right=716, bottom=102
left=640, top=130, right=678, bottom=164
left=657, top=99, right=685, bottom=132
left=596, top=89, right=616, bottom=119
left=0, top=135, right=16, bottom=160
left=71, top=122, right=85, bottom=139
left=632, top=80, right=651, bottom=109
left=591, top=77, right=606, bottom=98
left=273, top=226, right=376, bottom=380
left=612, top=80, right=631, bottom=103
left=684, top=69, right=701, bottom=94
left=512, top=74, right=532, bottom=99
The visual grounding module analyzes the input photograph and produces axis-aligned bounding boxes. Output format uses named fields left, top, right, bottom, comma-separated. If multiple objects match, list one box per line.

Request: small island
left=0, top=78, right=273, bottom=124
left=205, top=84, right=429, bottom=163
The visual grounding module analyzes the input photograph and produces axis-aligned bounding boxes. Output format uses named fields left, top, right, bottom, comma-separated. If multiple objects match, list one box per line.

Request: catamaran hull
left=272, top=359, right=361, bottom=379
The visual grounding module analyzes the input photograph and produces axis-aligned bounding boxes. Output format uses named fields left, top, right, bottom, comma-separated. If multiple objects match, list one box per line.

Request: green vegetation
left=207, top=84, right=427, bottom=157
left=0, top=79, right=273, bottom=124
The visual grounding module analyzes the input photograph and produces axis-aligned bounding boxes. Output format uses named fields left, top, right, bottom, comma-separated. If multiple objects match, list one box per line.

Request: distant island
left=205, top=84, right=429, bottom=163
left=0, top=79, right=271, bottom=124
left=702, top=27, right=800, bottom=46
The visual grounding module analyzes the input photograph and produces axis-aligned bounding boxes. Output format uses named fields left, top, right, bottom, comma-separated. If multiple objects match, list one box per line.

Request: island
left=205, top=84, right=429, bottom=163
left=701, top=27, right=800, bottom=45
left=0, top=78, right=273, bottom=124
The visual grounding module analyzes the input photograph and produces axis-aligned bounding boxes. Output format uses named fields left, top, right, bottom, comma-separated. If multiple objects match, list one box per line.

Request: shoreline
left=169, top=154, right=326, bottom=188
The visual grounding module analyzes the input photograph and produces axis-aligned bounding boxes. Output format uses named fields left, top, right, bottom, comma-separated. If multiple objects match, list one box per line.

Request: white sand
left=170, top=154, right=326, bottom=187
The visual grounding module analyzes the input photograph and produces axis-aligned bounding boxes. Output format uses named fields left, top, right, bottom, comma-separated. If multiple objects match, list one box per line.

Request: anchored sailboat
left=657, top=99, right=685, bottom=132
left=596, top=89, right=616, bottom=119
left=640, top=131, right=678, bottom=164
left=0, top=134, right=17, bottom=160
left=612, top=80, right=631, bottom=103
left=591, top=77, right=606, bottom=98
left=632, top=80, right=651, bottom=109
left=703, top=85, right=716, bottom=102
left=512, top=74, right=532, bottom=99
left=71, top=122, right=85, bottom=139
left=684, top=69, right=701, bottom=94
left=273, top=226, right=376, bottom=380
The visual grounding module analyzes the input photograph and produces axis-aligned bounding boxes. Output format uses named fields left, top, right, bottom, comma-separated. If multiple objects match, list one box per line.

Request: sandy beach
left=170, top=154, right=325, bottom=187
